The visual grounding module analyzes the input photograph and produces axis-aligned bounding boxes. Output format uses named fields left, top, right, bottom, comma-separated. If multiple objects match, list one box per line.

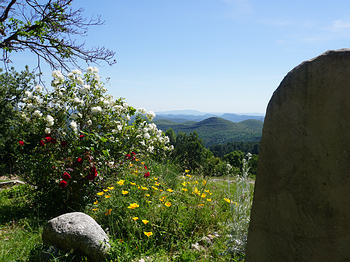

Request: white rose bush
left=16, top=67, right=171, bottom=215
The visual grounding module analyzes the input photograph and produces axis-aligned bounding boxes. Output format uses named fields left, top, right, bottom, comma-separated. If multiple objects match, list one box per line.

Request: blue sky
left=12, top=0, right=350, bottom=114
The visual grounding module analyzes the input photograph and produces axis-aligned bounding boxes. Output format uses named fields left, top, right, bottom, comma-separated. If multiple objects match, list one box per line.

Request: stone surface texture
left=246, top=49, right=350, bottom=262
left=42, top=212, right=110, bottom=261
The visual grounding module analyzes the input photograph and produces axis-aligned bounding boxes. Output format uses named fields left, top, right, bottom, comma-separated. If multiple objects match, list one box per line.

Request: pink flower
left=18, top=140, right=24, bottom=146
left=59, top=180, right=67, bottom=188
left=62, top=172, right=71, bottom=180
left=144, top=172, right=150, bottom=178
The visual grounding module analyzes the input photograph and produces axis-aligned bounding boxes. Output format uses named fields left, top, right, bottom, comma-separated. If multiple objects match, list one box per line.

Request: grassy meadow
left=0, top=160, right=253, bottom=262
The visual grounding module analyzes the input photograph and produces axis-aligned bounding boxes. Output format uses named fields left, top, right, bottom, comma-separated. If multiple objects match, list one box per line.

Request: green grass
left=0, top=162, right=253, bottom=262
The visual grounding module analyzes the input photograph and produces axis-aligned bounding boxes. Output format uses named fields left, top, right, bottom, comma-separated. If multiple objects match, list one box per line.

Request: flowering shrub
left=15, top=68, right=172, bottom=215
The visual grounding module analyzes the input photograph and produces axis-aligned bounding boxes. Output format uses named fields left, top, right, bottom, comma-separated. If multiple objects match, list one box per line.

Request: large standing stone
left=42, top=212, right=110, bottom=262
left=246, top=49, right=350, bottom=262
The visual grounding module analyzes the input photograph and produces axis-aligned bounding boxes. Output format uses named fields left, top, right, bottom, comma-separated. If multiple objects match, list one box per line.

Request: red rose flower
left=39, top=140, right=45, bottom=146
left=131, top=152, right=136, bottom=155
left=45, top=136, right=52, bottom=143
left=59, top=180, right=67, bottom=188
left=144, top=172, right=150, bottom=178
left=144, top=165, right=148, bottom=170
left=18, top=140, right=24, bottom=146
left=126, top=153, right=131, bottom=159
left=61, top=141, right=68, bottom=147
left=86, top=166, right=98, bottom=180
left=79, top=134, right=85, bottom=139
left=62, top=172, right=71, bottom=180
left=77, top=157, right=83, bottom=164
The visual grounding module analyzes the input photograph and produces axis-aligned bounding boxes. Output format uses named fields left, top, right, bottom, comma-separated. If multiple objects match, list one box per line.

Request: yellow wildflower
left=182, top=188, right=188, bottom=192
left=160, top=189, right=163, bottom=192
left=193, top=187, right=200, bottom=195
left=205, top=189, right=210, bottom=193
left=129, top=163, right=134, bottom=167
left=154, top=177, right=158, bottom=180
left=146, top=200, right=152, bottom=204
left=117, top=180, right=125, bottom=186
left=135, top=158, right=139, bottom=161
left=207, top=198, right=212, bottom=202
left=132, top=217, right=139, bottom=221
left=130, top=182, right=136, bottom=186
left=185, top=169, right=190, bottom=173
left=93, top=200, right=98, bottom=205
left=142, top=220, right=149, bottom=225
left=202, top=180, right=207, bottom=185
left=159, top=196, right=166, bottom=202
left=201, top=193, right=206, bottom=198
left=154, top=182, right=160, bottom=186
left=164, top=202, right=172, bottom=207
left=224, top=198, right=231, bottom=203
left=145, top=194, right=150, bottom=197
left=103, top=189, right=109, bottom=192
left=181, top=182, right=187, bottom=187
left=141, top=186, right=148, bottom=191
left=186, top=174, right=192, bottom=178
left=198, top=204, right=204, bottom=207
left=105, top=209, right=112, bottom=215
left=108, top=186, right=114, bottom=190
left=97, top=192, right=104, bottom=196
left=144, top=231, right=153, bottom=237
left=122, top=190, right=129, bottom=195
left=152, top=186, right=158, bottom=191
left=105, top=195, right=111, bottom=199
left=92, top=208, right=98, bottom=211
left=167, top=188, right=174, bottom=193
left=195, top=180, right=199, bottom=184
left=128, top=203, right=139, bottom=209
left=141, top=162, right=145, bottom=165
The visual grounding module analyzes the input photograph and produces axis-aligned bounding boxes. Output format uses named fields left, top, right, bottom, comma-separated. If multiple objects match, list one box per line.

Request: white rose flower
left=70, top=120, right=78, bottom=133
left=72, top=69, right=82, bottom=75
left=146, top=111, right=156, bottom=121
left=137, top=108, right=146, bottom=114
left=76, top=77, right=84, bottom=85
left=25, top=91, right=33, bottom=98
left=87, top=119, right=92, bottom=126
left=46, top=115, right=54, bottom=126
left=33, top=110, right=43, bottom=117
left=35, top=85, right=43, bottom=92
left=91, top=106, right=102, bottom=114
left=45, top=127, right=51, bottom=134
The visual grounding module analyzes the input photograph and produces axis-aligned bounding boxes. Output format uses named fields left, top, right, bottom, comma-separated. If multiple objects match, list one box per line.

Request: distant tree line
left=210, top=141, right=259, bottom=158
left=165, top=128, right=258, bottom=177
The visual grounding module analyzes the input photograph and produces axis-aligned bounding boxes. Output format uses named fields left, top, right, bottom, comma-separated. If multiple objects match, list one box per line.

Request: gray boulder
left=246, top=49, right=350, bottom=261
left=42, top=212, right=110, bottom=261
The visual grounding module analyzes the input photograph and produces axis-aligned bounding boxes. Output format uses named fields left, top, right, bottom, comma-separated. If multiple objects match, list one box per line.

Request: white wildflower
left=144, top=133, right=150, bottom=139
left=52, top=70, right=64, bottom=80
left=137, top=108, right=146, bottom=114
left=76, top=77, right=84, bottom=86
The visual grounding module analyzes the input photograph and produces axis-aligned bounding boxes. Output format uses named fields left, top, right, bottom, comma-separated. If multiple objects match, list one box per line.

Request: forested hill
left=155, top=117, right=263, bottom=147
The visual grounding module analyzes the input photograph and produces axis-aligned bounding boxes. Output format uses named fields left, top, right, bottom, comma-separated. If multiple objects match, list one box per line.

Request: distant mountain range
left=155, top=110, right=265, bottom=123
left=155, top=116, right=263, bottom=147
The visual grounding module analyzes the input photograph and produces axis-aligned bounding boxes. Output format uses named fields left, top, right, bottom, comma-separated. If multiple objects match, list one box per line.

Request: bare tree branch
left=0, top=0, right=116, bottom=71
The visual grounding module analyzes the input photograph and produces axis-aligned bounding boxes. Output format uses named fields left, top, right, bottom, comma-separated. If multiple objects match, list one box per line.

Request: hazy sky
left=12, top=0, right=350, bottom=114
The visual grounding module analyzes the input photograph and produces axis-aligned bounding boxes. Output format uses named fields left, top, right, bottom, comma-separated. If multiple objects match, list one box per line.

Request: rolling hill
left=155, top=117, right=263, bottom=147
